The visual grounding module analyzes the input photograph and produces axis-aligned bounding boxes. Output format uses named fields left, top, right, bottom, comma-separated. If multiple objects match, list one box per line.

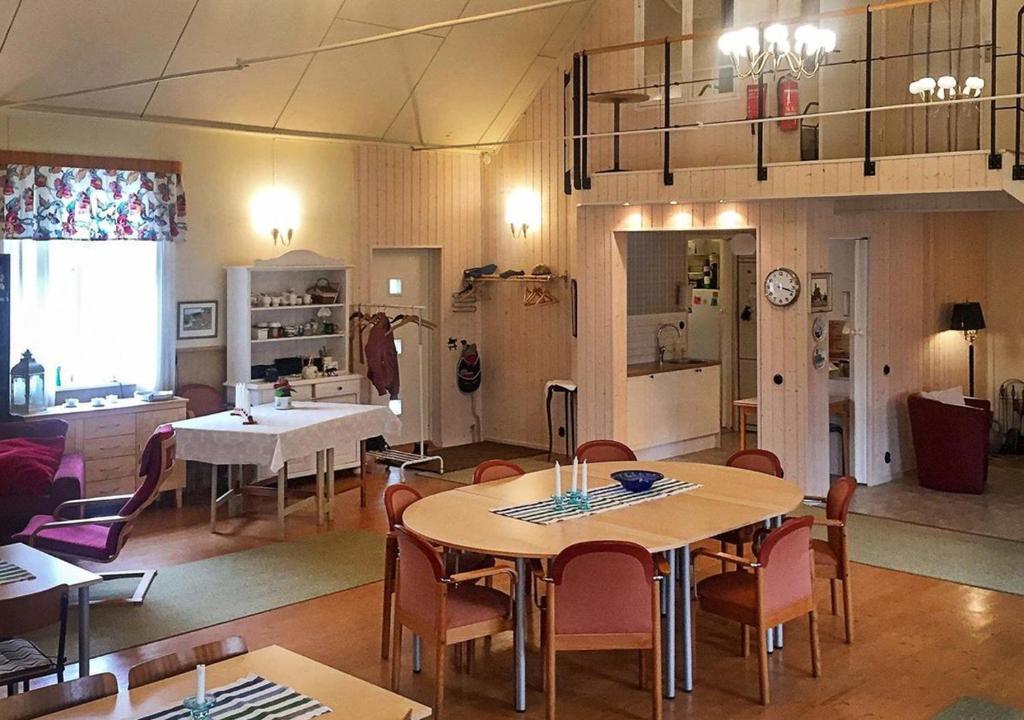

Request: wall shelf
left=472, top=273, right=567, bottom=283
left=251, top=333, right=346, bottom=344
left=251, top=303, right=346, bottom=313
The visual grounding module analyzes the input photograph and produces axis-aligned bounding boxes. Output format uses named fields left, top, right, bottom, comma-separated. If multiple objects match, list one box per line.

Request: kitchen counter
left=627, top=358, right=721, bottom=377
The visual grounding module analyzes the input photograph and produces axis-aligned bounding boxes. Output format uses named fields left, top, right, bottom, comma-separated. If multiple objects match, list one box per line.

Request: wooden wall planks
left=355, top=145, right=483, bottom=448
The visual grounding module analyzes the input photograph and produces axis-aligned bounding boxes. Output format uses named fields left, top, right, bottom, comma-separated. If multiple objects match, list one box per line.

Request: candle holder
left=183, top=695, right=216, bottom=720
left=551, top=494, right=566, bottom=511
left=576, top=493, right=591, bottom=512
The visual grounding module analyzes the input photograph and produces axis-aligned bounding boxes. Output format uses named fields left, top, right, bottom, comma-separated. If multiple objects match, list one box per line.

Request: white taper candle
left=571, top=456, right=578, bottom=493
left=582, top=460, right=588, bottom=496
left=196, top=663, right=206, bottom=703
left=554, top=461, right=562, bottom=497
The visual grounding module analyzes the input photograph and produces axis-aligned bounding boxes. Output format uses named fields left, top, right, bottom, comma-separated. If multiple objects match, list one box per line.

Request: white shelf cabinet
left=226, top=249, right=362, bottom=476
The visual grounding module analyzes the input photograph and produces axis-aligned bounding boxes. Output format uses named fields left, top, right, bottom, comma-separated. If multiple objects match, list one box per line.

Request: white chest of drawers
left=27, top=397, right=188, bottom=505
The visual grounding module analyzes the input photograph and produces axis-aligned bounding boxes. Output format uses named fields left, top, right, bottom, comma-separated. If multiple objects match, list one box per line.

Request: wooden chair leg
left=638, top=650, right=646, bottom=689
left=435, top=641, right=447, bottom=720
left=720, top=541, right=728, bottom=573
left=830, top=578, right=839, bottom=615
left=756, top=621, right=770, bottom=706
left=652, top=626, right=663, bottom=719
left=466, top=639, right=475, bottom=675
left=841, top=577, right=855, bottom=644
left=740, top=624, right=750, bottom=658
left=809, top=610, right=822, bottom=677
left=545, top=608, right=556, bottom=719
left=381, top=537, right=397, bottom=659
left=391, top=624, right=402, bottom=690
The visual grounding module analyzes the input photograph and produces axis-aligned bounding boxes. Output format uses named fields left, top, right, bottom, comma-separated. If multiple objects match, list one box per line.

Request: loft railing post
left=571, top=53, right=582, bottom=190
left=1014, top=6, right=1024, bottom=180
left=563, top=70, right=572, bottom=195
left=863, top=8, right=876, bottom=177
left=663, top=38, right=675, bottom=186
left=582, top=52, right=591, bottom=189
left=757, top=25, right=768, bottom=182
left=989, top=0, right=1003, bottom=169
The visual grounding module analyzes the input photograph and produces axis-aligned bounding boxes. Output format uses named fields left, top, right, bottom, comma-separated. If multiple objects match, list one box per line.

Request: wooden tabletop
left=38, top=645, right=431, bottom=720
left=0, top=544, right=101, bottom=601
left=589, top=91, right=650, bottom=104
left=734, top=395, right=850, bottom=410
left=403, top=461, right=803, bottom=558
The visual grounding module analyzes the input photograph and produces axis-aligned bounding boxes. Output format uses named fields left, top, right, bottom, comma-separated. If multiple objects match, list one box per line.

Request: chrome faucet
left=656, top=323, right=681, bottom=366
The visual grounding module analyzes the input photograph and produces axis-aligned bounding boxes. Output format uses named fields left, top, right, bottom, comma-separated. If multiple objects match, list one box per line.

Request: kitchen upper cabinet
left=627, top=365, right=721, bottom=452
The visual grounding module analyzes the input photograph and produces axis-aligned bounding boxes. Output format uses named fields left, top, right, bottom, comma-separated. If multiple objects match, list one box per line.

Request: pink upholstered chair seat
left=15, top=515, right=117, bottom=561
left=446, top=584, right=512, bottom=628
left=696, top=571, right=758, bottom=624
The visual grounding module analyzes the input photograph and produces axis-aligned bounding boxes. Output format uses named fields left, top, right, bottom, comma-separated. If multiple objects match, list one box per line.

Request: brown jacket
left=365, top=313, right=400, bottom=398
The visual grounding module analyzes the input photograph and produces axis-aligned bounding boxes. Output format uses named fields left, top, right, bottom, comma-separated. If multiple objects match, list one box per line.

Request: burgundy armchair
left=908, top=393, right=992, bottom=494
left=0, top=419, right=85, bottom=544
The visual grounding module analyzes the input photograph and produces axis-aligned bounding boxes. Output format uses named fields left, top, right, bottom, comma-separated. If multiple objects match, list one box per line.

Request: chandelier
left=718, top=24, right=836, bottom=80
left=908, top=75, right=984, bottom=102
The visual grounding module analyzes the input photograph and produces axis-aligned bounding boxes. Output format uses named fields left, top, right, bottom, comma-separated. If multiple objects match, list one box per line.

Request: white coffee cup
left=91, top=397, right=104, bottom=407
left=64, top=398, right=79, bottom=408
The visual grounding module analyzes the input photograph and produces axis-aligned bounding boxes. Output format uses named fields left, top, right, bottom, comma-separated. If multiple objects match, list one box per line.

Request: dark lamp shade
left=950, top=302, right=985, bottom=332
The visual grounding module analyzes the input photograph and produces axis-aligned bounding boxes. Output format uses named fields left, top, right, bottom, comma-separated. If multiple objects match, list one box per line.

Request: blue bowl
left=610, top=470, right=663, bottom=493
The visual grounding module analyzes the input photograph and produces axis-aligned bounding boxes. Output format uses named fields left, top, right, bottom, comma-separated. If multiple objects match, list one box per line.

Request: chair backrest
left=102, top=427, right=176, bottom=559
left=756, top=516, right=814, bottom=615
left=128, top=635, right=248, bottom=689
left=384, top=484, right=423, bottom=531
left=826, top=476, right=857, bottom=552
left=574, top=439, right=637, bottom=463
left=0, top=418, right=68, bottom=441
left=0, top=673, right=118, bottom=720
left=549, top=541, right=654, bottom=635
left=473, top=460, right=525, bottom=485
left=725, top=449, right=784, bottom=478
left=395, top=526, right=445, bottom=628
left=0, top=584, right=67, bottom=637
left=177, top=384, right=226, bottom=419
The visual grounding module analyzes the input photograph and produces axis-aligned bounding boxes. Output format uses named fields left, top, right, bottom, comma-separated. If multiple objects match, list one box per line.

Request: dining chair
left=472, top=460, right=524, bottom=485
left=537, top=541, right=666, bottom=720
left=711, top=449, right=785, bottom=571
left=0, top=672, right=117, bottom=720
left=390, top=526, right=515, bottom=720
left=127, top=635, right=249, bottom=689
left=381, top=484, right=496, bottom=660
left=694, top=516, right=820, bottom=706
left=574, top=439, right=637, bottom=463
left=0, top=585, right=68, bottom=695
left=14, top=428, right=177, bottom=606
left=808, top=476, right=857, bottom=643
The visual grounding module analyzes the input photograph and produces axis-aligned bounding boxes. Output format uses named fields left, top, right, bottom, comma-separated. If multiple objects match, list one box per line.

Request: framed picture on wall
left=177, top=300, right=218, bottom=339
left=810, top=273, right=833, bottom=313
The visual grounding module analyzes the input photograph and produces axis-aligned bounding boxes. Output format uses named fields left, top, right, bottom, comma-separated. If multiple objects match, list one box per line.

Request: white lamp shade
left=918, top=77, right=937, bottom=92
left=794, top=25, right=818, bottom=54
left=764, top=24, right=788, bottom=46
left=718, top=31, right=737, bottom=56
left=909, top=80, right=921, bottom=95
left=819, top=29, right=837, bottom=53
left=739, top=27, right=760, bottom=55
left=937, top=75, right=957, bottom=89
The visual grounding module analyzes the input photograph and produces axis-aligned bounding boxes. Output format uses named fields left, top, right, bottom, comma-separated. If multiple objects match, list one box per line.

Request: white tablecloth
left=172, top=402, right=401, bottom=471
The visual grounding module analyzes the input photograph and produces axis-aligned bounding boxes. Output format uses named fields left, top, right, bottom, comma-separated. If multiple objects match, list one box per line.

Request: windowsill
left=55, top=383, right=138, bottom=404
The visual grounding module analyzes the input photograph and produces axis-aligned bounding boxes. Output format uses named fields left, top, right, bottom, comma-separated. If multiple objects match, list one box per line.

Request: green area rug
left=934, top=697, right=1024, bottom=719
left=32, top=530, right=384, bottom=663
left=808, top=506, right=1024, bottom=596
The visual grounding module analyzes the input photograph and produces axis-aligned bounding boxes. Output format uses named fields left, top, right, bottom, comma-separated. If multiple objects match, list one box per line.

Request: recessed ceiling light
left=623, top=202, right=630, bottom=207
left=669, top=200, right=679, bottom=205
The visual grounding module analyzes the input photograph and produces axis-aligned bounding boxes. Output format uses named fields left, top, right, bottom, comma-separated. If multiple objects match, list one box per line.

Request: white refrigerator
left=688, top=289, right=721, bottom=361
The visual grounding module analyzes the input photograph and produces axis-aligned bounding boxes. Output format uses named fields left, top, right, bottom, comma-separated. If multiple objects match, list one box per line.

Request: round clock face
left=764, top=267, right=801, bottom=307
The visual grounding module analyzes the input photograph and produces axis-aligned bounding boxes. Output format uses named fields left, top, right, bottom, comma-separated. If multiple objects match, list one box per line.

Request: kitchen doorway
left=369, top=248, right=441, bottom=448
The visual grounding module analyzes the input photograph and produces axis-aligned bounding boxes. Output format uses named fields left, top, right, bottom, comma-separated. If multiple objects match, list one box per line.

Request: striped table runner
left=492, top=478, right=702, bottom=525
left=136, top=675, right=330, bottom=720
left=0, top=560, right=35, bottom=586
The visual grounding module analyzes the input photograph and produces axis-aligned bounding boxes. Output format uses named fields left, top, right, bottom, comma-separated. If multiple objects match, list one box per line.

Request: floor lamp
left=950, top=301, right=985, bottom=397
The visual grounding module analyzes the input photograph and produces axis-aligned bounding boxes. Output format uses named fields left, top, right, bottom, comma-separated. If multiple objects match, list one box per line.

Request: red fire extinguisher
left=778, top=78, right=800, bottom=132
left=746, top=84, right=762, bottom=121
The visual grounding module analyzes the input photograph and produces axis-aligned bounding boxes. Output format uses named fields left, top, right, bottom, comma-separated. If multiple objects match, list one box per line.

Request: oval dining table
left=403, top=460, right=804, bottom=711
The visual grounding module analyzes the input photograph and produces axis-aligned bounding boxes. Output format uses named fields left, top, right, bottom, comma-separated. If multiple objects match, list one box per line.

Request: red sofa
left=907, top=393, right=992, bottom=494
left=0, top=419, right=86, bottom=543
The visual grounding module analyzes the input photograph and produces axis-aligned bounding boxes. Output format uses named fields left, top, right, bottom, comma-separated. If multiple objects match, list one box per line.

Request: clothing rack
left=354, top=302, right=444, bottom=476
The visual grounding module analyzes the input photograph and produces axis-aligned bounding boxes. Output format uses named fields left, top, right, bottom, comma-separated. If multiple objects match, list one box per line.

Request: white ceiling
left=0, top=0, right=593, bottom=146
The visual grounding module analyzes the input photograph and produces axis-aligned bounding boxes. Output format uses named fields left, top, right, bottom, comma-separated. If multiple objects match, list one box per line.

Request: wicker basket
left=308, top=277, right=340, bottom=304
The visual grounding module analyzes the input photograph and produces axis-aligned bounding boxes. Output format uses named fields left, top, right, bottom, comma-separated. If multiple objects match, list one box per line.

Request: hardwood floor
left=20, top=461, right=1024, bottom=719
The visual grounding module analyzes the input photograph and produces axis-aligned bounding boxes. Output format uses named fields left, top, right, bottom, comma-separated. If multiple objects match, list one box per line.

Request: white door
left=370, top=249, right=438, bottom=448
left=736, top=256, right=758, bottom=402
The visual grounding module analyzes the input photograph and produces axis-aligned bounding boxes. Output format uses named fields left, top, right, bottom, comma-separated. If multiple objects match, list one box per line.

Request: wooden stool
left=545, top=380, right=577, bottom=461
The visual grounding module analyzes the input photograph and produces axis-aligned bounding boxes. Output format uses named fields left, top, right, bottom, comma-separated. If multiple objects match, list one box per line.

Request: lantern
left=10, top=350, right=45, bottom=414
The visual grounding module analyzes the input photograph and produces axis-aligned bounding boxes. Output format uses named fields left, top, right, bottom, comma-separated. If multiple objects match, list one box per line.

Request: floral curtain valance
left=2, top=164, right=188, bottom=241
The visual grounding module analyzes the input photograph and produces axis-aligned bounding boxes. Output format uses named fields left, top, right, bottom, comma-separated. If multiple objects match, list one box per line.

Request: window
left=394, top=338, right=403, bottom=355
left=4, top=240, right=162, bottom=392
left=639, top=0, right=735, bottom=100
left=388, top=278, right=403, bottom=296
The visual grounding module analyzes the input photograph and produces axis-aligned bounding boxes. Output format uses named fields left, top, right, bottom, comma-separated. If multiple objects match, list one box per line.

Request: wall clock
left=764, top=267, right=801, bottom=307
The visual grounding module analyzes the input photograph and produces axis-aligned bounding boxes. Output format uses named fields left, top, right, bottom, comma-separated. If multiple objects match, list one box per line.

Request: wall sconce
left=505, top=187, right=541, bottom=238
left=251, top=186, right=300, bottom=246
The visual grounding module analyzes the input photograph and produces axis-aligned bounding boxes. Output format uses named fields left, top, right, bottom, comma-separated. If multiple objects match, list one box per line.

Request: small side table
left=545, top=380, right=577, bottom=461
left=588, top=91, right=649, bottom=172
left=734, top=397, right=758, bottom=450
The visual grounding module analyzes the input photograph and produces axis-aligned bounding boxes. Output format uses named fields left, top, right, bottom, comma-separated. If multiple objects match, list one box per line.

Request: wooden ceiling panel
left=276, top=20, right=442, bottom=137
left=144, top=0, right=339, bottom=127
left=383, top=0, right=567, bottom=145
left=0, top=0, right=195, bottom=114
